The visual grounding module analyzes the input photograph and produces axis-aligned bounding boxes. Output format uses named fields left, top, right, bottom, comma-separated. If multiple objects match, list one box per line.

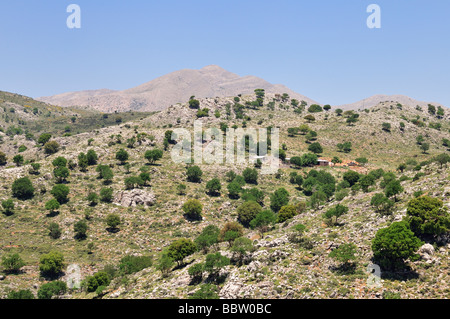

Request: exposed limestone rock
left=219, top=269, right=255, bottom=299
left=113, top=189, right=156, bottom=207
left=418, top=243, right=435, bottom=261
left=254, top=235, right=289, bottom=248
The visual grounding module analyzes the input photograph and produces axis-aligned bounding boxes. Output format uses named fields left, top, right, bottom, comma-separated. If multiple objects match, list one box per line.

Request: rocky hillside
left=0, top=90, right=449, bottom=300
left=0, top=90, right=154, bottom=143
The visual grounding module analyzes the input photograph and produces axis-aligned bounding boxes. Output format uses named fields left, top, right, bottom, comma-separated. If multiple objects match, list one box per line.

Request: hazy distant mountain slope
left=37, top=65, right=318, bottom=113
left=0, top=90, right=152, bottom=139
left=336, top=94, right=446, bottom=111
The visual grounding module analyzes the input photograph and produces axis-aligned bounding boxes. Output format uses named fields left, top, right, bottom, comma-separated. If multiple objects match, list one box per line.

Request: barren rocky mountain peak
left=37, top=66, right=319, bottom=113
left=37, top=66, right=448, bottom=116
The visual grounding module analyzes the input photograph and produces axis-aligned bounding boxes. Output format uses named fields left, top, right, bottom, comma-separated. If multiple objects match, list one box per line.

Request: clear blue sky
left=0, top=0, right=449, bottom=106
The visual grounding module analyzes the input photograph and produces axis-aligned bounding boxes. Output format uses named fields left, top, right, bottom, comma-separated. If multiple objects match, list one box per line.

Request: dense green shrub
left=219, top=222, right=244, bottom=246
left=329, top=243, right=357, bottom=266
left=48, top=222, right=62, bottom=239
left=96, top=165, right=114, bottom=184
left=106, top=214, right=121, bottom=230
left=206, top=178, right=221, bottom=195
left=45, top=199, right=61, bottom=215
left=39, top=251, right=65, bottom=278
left=124, top=176, right=144, bottom=189
left=384, top=180, right=404, bottom=201
left=308, top=104, right=323, bottom=113
left=227, top=181, right=242, bottom=199
left=12, top=177, right=35, bottom=200
left=250, top=210, right=277, bottom=234
left=37, top=281, right=67, bottom=299
left=0, top=151, right=7, bottom=166
left=231, top=237, right=255, bottom=265
left=52, top=156, right=67, bottom=168
left=78, top=152, right=88, bottom=171
left=372, top=221, right=423, bottom=270
left=182, top=199, right=203, bottom=220
left=1, top=253, right=25, bottom=273
left=100, top=188, right=114, bottom=202
left=289, top=172, right=303, bottom=187
left=74, top=220, right=88, bottom=240
left=406, top=196, right=450, bottom=238
left=144, top=149, right=163, bottom=164
left=237, top=201, right=262, bottom=227
left=167, top=239, right=197, bottom=265
left=51, top=184, right=70, bottom=204
left=115, top=149, right=129, bottom=164
left=189, top=98, right=200, bottom=109
left=37, top=133, right=52, bottom=145
left=308, top=142, right=323, bottom=154
left=195, top=225, right=220, bottom=253
left=359, top=174, right=376, bottom=192
left=187, top=165, right=203, bottom=183
left=84, top=271, right=111, bottom=293
left=241, top=187, right=265, bottom=205
left=118, top=256, right=153, bottom=275
left=189, top=284, right=219, bottom=299
left=87, top=192, right=99, bottom=206
left=1, top=199, right=15, bottom=216
left=270, top=188, right=290, bottom=213
left=44, top=141, right=60, bottom=155
left=242, top=168, right=258, bottom=184
left=343, top=171, right=360, bottom=187
left=86, top=149, right=98, bottom=165
left=7, top=289, right=35, bottom=299
left=203, top=252, right=230, bottom=275
left=277, top=205, right=298, bottom=223
left=53, top=166, right=70, bottom=183
left=13, top=154, right=24, bottom=167
left=302, top=170, right=336, bottom=199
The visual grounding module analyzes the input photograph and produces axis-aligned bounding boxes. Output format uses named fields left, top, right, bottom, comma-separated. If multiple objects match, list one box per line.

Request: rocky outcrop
left=113, top=189, right=156, bottom=207
left=254, top=235, right=289, bottom=248
left=219, top=269, right=255, bottom=299
left=418, top=243, right=438, bottom=264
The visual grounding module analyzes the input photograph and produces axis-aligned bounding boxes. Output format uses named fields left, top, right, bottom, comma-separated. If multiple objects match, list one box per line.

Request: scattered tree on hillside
left=12, top=177, right=34, bottom=200
left=44, top=141, right=60, bottom=155
left=116, top=149, right=129, bottom=165
left=372, top=221, right=422, bottom=270
left=206, top=178, right=221, bottom=196
left=144, top=149, right=163, bottom=165
left=167, top=239, right=197, bottom=266
left=182, top=199, right=203, bottom=221
left=187, top=165, right=203, bottom=183
left=406, top=196, right=450, bottom=239
left=270, top=188, right=290, bottom=213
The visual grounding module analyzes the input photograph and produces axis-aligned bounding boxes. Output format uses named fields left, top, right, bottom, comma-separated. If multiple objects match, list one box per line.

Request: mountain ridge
left=336, top=94, right=447, bottom=111
left=37, top=65, right=318, bottom=113
left=37, top=65, right=447, bottom=113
